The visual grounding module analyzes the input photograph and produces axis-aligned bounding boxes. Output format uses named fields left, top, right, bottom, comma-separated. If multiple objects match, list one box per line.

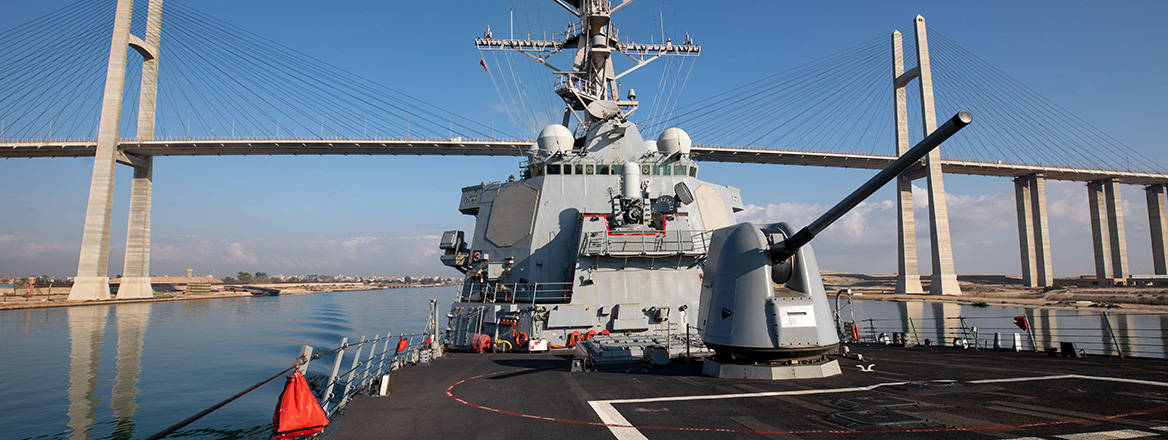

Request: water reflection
left=66, top=306, right=109, bottom=440
left=112, top=303, right=149, bottom=439
left=1026, top=308, right=1058, bottom=351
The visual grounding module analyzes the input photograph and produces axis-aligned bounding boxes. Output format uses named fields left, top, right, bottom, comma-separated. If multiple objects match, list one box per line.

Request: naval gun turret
left=698, top=110, right=972, bottom=379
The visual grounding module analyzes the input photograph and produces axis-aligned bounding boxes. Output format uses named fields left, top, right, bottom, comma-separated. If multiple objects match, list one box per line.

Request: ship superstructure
left=439, top=0, right=737, bottom=350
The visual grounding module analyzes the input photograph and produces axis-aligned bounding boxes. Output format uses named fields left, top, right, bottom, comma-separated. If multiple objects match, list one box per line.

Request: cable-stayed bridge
left=1, top=0, right=1166, bottom=300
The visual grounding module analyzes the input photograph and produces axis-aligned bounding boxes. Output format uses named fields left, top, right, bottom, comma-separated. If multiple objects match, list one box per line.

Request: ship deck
left=328, top=345, right=1168, bottom=439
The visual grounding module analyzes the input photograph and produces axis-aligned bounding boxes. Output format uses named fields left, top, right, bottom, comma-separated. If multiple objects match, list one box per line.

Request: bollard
left=1013, top=333, right=1023, bottom=352
left=993, top=332, right=1001, bottom=350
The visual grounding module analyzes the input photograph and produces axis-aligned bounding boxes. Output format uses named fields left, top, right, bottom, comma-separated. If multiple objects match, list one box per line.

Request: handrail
left=142, top=300, right=442, bottom=439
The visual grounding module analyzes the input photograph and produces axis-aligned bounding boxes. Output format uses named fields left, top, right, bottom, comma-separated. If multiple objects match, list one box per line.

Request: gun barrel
left=772, top=110, right=972, bottom=261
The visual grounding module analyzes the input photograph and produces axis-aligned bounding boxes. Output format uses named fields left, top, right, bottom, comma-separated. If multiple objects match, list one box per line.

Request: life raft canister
left=1013, top=315, right=1029, bottom=331
left=272, top=368, right=329, bottom=439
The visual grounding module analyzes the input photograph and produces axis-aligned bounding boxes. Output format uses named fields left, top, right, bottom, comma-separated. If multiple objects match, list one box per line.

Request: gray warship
left=328, top=2, right=1168, bottom=439
left=439, top=0, right=728, bottom=352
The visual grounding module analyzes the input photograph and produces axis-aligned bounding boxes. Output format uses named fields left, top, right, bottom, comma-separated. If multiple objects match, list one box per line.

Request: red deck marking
left=445, top=369, right=1168, bottom=436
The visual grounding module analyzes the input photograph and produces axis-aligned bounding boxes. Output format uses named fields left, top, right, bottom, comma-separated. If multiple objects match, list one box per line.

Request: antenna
left=475, top=0, right=700, bottom=131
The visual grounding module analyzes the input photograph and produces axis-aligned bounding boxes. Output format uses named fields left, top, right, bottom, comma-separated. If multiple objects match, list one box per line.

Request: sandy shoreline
left=0, top=282, right=455, bottom=311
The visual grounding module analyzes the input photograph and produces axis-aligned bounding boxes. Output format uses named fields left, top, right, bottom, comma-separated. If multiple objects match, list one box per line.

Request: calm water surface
left=0, top=287, right=458, bottom=440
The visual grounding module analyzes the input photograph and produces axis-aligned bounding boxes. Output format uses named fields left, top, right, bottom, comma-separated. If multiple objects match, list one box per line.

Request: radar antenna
left=475, top=0, right=700, bottom=131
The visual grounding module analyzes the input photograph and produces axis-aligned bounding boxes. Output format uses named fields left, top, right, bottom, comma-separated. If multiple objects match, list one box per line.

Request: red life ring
left=515, top=331, right=529, bottom=348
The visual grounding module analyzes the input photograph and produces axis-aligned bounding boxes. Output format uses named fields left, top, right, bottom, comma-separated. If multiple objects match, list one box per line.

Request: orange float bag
left=272, top=369, right=329, bottom=439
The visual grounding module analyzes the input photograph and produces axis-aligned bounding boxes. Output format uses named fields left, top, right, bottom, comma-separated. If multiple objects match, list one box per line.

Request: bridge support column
left=891, top=30, right=922, bottom=294
left=1087, top=181, right=1113, bottom=281
left=69, top=0, right=136, bottom=301
left=914, top=15, right=961, bottom=295
left=119, top=159, right=153, bottom=298
left=1014, top=177, right=1037, bottom=286
left=118, top=0, right=162, bottom=299
left=1104, top=180, right=1130, bottom=280
left=1147, top=184, right=1168, bottom=275
left=1014, top=174, right=1053, bottom=287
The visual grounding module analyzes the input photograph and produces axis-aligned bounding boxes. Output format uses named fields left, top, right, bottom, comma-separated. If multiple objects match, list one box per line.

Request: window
left=612, top=164, right=623, bottom=174
left=662, top=166, right=672, bottom=176
left=598, top=165, right=610, bottom=175
left=689, top=167, right=697, bottom=177
left=547, top=164, right=561, bottom=174
left=674, top=165, right=686, bottom=175
left=585, top=164, right=595, bottom=174
left=575, top=164, right=585, bottom=175
left=564, top=164, right=573, bottom=175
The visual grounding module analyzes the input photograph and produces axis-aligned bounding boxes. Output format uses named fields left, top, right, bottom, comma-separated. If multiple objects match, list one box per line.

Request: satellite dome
left=657, top=127, right=692, bottom=156
left=644, top=140, right=659, bottom=156
left=537, top=124, right=573, bottom=155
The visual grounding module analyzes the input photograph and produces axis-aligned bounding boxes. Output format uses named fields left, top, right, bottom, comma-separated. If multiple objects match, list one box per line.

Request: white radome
left=657, top=127, right=692, bottom=156
left=537, top=124, right=573, bottom=156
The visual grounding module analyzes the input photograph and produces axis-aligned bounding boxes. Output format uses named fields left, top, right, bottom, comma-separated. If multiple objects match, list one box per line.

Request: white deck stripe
left=588, top=401, right=650, bottom=440
left=1150, top=426, right=1168, bottom=432
left=1055, top=429, right=1156, bottom=439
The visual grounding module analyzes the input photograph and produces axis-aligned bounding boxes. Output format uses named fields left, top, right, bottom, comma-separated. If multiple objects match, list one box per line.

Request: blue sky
left=1, top=1, right=1166, bottom=278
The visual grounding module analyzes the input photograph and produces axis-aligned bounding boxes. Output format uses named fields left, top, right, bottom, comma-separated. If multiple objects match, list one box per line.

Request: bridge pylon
left=69, top=0, right=163, bottom=301
left=891, top=15, right=962, bottom=295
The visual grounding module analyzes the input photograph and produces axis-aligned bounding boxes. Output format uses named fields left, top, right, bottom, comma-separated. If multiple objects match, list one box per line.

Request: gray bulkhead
left=445, top=121, right=745, bottom=349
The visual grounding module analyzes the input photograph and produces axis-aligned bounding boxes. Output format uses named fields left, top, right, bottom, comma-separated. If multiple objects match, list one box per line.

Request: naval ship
left=329, top=2, right=1168, bottom=438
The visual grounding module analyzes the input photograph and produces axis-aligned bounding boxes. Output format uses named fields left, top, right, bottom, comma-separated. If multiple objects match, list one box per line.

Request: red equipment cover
left=395, top=337, right=409, bottom=354
left=272, top=369, right=329, bottom=439
left=471, top=334, right=491, bottom=353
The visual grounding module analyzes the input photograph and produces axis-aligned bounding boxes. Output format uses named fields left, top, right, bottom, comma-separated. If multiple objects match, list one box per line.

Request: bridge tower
left=69, top=0, right=163, bottom=300
left=891, top=15, right=962, bottom=295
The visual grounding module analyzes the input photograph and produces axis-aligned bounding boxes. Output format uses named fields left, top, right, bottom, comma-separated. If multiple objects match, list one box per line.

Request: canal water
left=844, top=299, right=1168, bottom=359
left=4, top=290, right=1167, bottom=440
left=0, top=287, right=459, bottom=440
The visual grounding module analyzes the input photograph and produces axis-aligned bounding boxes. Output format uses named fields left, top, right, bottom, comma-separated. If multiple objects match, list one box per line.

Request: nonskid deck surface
left=328, top=345, right=1168, bottom=440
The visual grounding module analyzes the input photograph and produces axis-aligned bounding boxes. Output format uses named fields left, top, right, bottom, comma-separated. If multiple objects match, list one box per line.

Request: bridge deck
left=2, top=139, right=1165, bottom=184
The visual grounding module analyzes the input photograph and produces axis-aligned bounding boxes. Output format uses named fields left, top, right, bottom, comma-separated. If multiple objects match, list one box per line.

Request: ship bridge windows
left=689, top=166, right=697, bottom=177
left=575, top=164, right=585, bottom=175
left=598, top=164, right=610, bottom=175
left=674, top=165, right=686, bottom=176
left=547, top=164, right=561, bottom=175
left=586, top=164, right=595, bottom=174
left=662, top=166, right=672, bottom=176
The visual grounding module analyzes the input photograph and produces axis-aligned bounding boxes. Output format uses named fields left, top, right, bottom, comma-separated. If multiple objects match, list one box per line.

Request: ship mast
left=475, top=0, right=700, bottom=132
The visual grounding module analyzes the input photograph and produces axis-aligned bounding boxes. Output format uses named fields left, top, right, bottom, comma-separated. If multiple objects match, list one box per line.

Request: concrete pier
left=1014, top=175, right=1053, bottom=287
left=1015, top=177, right=1037, bottom=286
left=1087, top=181, right=1113, bottom=281
left=1146, top=184, right=1168, bottom=275
left=69, top=0, right=136, bottom=301
left=1103, top=180, right=1130, bottom=280
left=891, top=30, right=922, bottom=294
left=913, top=16, right=961, bottom=295
left=1088, top=179, right=1129, bottom=282
left=119, top=0, right=163, bottom=299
